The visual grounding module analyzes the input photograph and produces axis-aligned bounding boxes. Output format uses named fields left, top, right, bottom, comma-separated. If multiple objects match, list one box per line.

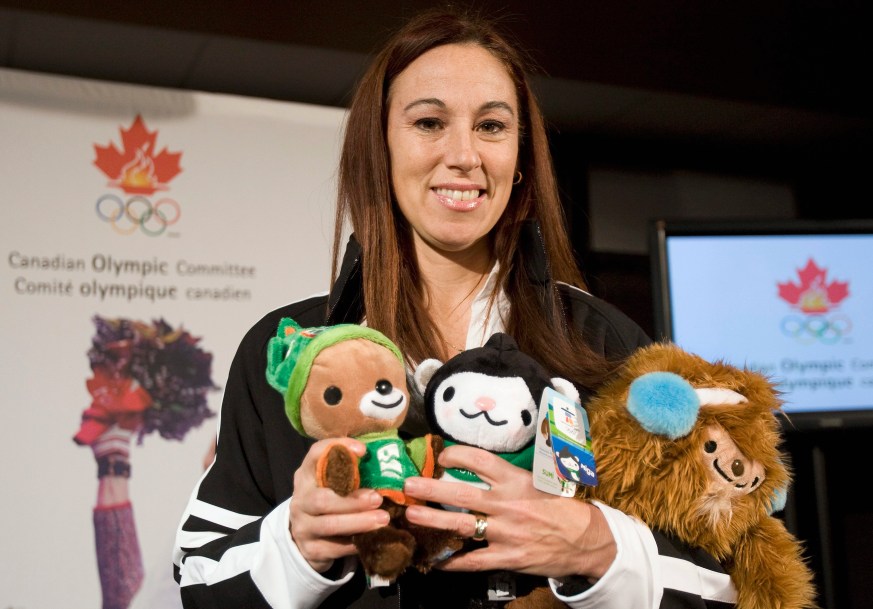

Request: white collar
left=362, top=260, right=509, bottom=350
left=466, top=260, right=509, bottom=349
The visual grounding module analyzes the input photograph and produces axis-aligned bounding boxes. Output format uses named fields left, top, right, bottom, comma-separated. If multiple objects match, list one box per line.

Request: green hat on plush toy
left=266, top=317, right=404, bottom=435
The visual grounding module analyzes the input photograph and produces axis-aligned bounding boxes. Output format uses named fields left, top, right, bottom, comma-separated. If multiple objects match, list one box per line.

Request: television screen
left=649, top=219, right=873, bottom=429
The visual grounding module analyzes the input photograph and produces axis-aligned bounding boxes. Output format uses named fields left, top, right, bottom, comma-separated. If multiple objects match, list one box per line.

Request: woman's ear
left=413, top=358, right=443, bottom=395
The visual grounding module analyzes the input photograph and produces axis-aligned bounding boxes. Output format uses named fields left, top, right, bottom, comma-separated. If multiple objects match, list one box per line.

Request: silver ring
left=472, top=515, right=488, bottom=541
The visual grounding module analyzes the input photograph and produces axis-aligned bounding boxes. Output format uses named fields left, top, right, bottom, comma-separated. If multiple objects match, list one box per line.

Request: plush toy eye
left=323, top=386, right=342, bottom=405
left=442, top=386, right=455, bottom=402
left=376, top=380, right=393, bottom=395
left=521, top=411, right=532, bottom=426
left=704, top=440, right=717, bottom=453
left=731, top=459, right=745, bottom=476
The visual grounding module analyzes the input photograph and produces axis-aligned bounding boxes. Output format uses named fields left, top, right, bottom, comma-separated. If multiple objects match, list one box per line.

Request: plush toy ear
left=413, top=358, right=444, bottom=395
left=550, top=377, right=580, bottom=404
left=627, top=371, right=700, bottom=439
left=768, top=484, right=789, bottom=515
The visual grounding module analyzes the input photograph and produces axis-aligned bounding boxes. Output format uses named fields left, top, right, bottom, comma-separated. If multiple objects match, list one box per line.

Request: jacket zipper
left=532, top=222, right=568, bottom=334
left=326, top=252, right=360, bottom=323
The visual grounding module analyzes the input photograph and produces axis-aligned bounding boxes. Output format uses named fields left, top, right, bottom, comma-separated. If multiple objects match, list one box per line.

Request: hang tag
left=487, top=571, right=517, bottom=601
left=533, top=388, right=578, bottom=495
left=366, top=574, right=391, bottom=588
left=533, top=387, right=597, bottom=494
left=548, top=387, right=597, bottom=486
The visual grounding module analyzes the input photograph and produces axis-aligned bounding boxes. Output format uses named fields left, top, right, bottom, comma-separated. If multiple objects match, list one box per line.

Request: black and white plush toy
left=413, top=333, right=579, bottom=498
left=414, top=333, right=585, bottom=609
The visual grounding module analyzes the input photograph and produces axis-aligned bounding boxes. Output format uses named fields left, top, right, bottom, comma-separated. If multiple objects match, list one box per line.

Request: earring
left=513, top=171, right=523, bottom=185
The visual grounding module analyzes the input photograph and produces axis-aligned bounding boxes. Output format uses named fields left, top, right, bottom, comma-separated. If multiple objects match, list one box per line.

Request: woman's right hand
left=289, top=437, right=390, bottom=573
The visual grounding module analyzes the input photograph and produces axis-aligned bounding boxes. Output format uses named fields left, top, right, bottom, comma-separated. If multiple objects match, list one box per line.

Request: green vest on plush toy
left=265, top=318, right=462, bottom=587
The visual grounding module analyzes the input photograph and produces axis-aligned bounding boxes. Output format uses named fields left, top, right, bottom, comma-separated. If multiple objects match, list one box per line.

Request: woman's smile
left=432, top=186, right=485, bottom=210
left=387, top=43, right=519, bottom=254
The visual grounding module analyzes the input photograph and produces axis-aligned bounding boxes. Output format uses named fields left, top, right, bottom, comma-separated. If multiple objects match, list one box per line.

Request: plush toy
left=413, top=332, right=579, bottom=499
left=413, top=333, right=580, bottom=609
left=578, top=342, right=817, bottom=609
left=266, top=318, right=462, bottom=586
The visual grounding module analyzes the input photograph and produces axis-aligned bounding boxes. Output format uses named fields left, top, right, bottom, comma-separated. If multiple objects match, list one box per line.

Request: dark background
left=2, top=2, right=871, bottom=606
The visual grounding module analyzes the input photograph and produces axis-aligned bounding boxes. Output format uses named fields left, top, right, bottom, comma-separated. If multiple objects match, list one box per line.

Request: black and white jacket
left=173, top=221, right=737, bottom=609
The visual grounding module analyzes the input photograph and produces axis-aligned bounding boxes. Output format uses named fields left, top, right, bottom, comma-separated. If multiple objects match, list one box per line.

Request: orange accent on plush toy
left=419, top=433, right=437, bottom=478
left=315, top=451, right=329, bottom=486
left=377, top=488, right=422, bottom=506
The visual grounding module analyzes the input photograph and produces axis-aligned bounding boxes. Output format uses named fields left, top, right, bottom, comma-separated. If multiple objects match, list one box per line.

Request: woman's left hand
left=403, top=443, right=616, bottom=580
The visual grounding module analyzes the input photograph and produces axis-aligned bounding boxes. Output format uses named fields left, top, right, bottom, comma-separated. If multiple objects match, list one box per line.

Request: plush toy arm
left=406, top=434, right=445, bottom=479
left=730, top=517, right=817, bottom=609
left=316, top=441, right=361, bottom=496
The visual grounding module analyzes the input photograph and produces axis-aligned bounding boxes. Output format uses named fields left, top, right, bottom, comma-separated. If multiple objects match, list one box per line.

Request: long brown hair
left=333, top=7, right=613, bottom=387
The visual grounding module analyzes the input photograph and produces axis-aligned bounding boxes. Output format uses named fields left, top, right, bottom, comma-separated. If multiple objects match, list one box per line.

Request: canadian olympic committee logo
left=93, top=115, right=183, bottom=236
left=777, top=258, right=851, bottom=344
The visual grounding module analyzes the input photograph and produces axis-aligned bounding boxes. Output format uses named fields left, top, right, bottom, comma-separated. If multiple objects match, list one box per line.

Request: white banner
left=0, top=67, right=346, bottom=609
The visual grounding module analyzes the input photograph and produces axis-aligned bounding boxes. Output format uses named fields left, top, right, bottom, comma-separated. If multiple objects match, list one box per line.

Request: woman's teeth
left=434, top=188, right=481, bottom=201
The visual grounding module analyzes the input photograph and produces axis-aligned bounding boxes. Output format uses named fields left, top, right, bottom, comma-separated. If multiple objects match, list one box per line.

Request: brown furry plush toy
left=266, top=318, right=462, bottom=587
left=578, top=342, right=817, bottom=609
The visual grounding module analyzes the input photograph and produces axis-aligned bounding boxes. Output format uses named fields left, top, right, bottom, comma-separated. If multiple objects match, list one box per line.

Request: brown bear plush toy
left=266, top=318, right=462, bottom=587
left=578, top=342, right=817, bottom=609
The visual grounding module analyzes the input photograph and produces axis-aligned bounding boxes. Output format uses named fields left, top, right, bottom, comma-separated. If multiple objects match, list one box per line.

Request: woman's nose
left=445, top=127, right=481, bottom=172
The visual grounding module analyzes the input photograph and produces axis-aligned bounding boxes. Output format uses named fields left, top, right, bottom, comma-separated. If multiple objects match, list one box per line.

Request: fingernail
left=404, top=477, right=422, bottom=493
left=368, top=492, right=384, bottom=508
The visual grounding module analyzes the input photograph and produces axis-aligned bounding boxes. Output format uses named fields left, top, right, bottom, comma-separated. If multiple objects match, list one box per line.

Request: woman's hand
left=403, top=443, right=616, bottom=580
left=289, top=438, right=391, bottom=573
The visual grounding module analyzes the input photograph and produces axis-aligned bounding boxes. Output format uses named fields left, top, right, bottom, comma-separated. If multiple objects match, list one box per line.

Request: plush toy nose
left=375, top=380, right=393, bottom=395
left=475, top=396, right=496, bottom=411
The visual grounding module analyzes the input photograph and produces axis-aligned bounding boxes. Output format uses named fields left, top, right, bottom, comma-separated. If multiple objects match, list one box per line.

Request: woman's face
left=386, top=43, right=520, bottom=255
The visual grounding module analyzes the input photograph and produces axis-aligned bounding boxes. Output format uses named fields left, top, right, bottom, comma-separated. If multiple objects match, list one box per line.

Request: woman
left=174, top=8, right=733, bottom=608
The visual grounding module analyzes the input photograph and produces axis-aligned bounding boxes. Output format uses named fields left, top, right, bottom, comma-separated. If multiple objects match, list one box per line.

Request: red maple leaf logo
left=93, top=115, right=183, bottom=195
left=777, top=259, right=849, bottom=313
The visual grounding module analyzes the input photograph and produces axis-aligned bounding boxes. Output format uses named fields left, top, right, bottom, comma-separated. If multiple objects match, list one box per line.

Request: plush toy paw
left=505, top=586, right=566, bottom=609
left=409, top=526, right=465, bottom=572
left=353, top=526, right=416, bottom=581
left=317, top=443, right=360, bottom=496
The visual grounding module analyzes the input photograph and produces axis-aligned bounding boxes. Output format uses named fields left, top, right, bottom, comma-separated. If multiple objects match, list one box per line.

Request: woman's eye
left=414, top=117, right=443, bottom=131
left=478, top=120, right=505, bottom=134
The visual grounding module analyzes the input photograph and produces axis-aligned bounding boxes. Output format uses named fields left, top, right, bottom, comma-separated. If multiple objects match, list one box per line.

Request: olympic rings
left=780, top=314, right=851, bottom=344
left=95, top=194, right=181, bottom=237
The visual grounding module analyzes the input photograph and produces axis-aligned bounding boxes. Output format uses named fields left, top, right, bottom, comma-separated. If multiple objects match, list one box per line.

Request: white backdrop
left=0, top=67, right=346, bottom=608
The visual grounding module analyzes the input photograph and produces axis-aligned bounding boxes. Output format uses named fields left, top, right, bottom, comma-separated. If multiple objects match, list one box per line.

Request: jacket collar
left=325, top=234, right=363, bottom=325
left=325, top=219, right=552, bottom=325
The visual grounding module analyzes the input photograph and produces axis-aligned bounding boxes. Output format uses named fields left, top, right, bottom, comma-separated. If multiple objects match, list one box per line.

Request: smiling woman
left=386, top=43, right=519, bottom=258
left=385, top=42, right=520, bottom=355
left=171, top=8, right=733, bottom=609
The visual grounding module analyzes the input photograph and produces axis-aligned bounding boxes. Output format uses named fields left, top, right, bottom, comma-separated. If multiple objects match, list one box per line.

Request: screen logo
left=777, top=258, right=850, bottom=344
left=93, top=115, right=183, bottom=236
